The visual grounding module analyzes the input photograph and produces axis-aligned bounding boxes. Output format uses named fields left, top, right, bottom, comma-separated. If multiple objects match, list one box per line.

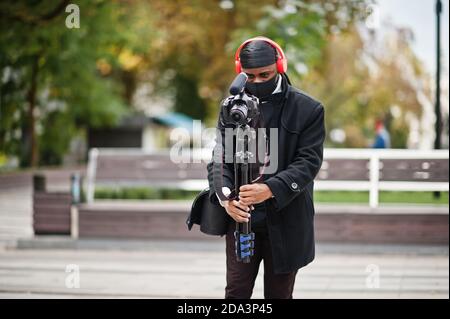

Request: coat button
left=291, top=182, right=298, bottom=189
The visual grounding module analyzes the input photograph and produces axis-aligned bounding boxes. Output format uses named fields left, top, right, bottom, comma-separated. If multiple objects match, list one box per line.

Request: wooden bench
left=76, top=201, right=448, bottom=244
left=74, top=148, right=449, bottom=243
left=32, top=172, right=84, bottom=235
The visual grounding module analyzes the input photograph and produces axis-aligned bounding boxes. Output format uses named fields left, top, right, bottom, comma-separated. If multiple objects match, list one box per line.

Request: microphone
left=229, top=72, right=248, bottom=95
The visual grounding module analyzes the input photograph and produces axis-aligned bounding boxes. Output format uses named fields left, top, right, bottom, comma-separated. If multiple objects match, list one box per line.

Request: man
left=207, top=37, right=325, bottom=299
left=372, top=120, right=391, bottom=149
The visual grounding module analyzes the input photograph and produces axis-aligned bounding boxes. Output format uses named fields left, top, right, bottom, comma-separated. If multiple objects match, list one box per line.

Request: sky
left=377, top=0, right=449, bottom=75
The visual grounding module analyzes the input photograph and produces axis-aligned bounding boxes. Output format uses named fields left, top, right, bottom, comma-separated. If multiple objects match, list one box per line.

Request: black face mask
left=245, top=74, right=279, bottom=99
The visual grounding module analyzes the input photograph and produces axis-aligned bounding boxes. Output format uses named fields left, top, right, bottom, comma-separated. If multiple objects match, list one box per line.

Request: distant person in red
left=372, top=120, right=391, bottom=149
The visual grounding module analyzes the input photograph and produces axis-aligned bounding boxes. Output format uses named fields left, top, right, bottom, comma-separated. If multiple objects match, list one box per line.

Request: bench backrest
left=86, top=148, right=449, bottom=206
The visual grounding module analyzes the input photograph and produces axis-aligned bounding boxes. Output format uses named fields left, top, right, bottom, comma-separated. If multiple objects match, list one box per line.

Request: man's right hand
left=222, top=200, right=251, bottom=223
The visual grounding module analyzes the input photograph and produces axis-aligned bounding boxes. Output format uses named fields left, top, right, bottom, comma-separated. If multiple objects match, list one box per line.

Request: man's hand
left=222, top=200, right=251, bottom=223
left=238, top=183, right=273, bottom=206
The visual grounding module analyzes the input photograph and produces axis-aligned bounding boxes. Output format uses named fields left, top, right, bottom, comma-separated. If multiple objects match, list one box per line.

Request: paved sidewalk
left=0, top=186, right=448, bottom=299
left=0, top=187, right=33, bottom=247
left=0, top=240, right=448, bottom=299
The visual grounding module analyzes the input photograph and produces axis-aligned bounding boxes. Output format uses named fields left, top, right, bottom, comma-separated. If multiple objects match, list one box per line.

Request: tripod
left=233, top=124, right=256, bottom=263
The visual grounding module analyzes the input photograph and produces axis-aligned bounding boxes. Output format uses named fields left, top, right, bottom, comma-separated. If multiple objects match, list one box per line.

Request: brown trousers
left=225, top=222, right=298, bottom=299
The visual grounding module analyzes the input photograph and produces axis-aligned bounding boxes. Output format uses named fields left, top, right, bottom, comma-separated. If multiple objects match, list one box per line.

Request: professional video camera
left=221, top=73, right=260, bottom=126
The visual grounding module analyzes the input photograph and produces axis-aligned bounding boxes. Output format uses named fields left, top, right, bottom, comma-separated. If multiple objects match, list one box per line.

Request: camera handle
left=234, top=124, right=256, bottom=263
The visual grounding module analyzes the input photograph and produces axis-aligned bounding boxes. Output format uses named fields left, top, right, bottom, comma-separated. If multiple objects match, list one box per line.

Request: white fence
left=86, top=147, right=449, bottom=208
left=319, top=148, right=449, bottom=208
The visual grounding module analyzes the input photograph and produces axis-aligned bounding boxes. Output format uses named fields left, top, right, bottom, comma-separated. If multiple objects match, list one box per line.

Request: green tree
left=302, top=25, right=430, bottom=148
left=0, top=0, right=379, bottom=168
left=0, top=1, right=153, bottom=167
left=138, top=0, right=371, bottom=125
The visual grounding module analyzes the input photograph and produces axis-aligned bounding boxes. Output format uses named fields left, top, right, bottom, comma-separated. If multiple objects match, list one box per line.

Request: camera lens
left=230, top=104, right=248, bottom=124
left=231, top=112, right=242, bottom=123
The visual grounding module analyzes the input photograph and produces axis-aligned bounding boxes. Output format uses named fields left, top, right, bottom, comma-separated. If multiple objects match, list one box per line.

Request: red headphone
left=234, top=36, right=288, bottom=74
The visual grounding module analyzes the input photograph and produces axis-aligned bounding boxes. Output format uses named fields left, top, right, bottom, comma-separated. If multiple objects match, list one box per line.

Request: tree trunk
left=27, top=55, right=39, bottom=167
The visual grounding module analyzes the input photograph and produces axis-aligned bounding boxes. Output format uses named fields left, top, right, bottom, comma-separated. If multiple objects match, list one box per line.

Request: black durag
left=239, top=40, right=277, bottom=69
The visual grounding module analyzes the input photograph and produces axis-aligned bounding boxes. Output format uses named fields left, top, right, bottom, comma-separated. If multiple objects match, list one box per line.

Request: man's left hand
left=239, top=183, right=273, bottom=206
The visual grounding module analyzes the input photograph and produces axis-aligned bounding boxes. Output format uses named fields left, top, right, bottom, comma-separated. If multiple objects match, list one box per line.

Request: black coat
left=207, top=76, right=325, bottom=274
